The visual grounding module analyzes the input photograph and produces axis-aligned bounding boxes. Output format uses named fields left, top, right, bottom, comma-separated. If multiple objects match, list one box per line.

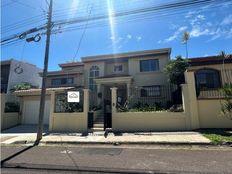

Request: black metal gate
left=103, top=87, right=112, bottom=130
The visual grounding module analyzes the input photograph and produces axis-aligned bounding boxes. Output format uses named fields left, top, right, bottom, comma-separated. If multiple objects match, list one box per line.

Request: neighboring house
left=1, top=59, right=42, bottom=93
left=188, top=55, right=232, bottom=93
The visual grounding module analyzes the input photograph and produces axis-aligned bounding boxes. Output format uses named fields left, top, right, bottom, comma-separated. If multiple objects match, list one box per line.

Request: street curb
left=13, top=140, right=214, bottom=146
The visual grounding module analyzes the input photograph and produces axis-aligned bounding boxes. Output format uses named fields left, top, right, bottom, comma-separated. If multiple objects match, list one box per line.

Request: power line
left=72, top=6, right=93, bottom=61
left=11, top=0, right=37, bottom=10
left=1, top=0, right=230, bottom=45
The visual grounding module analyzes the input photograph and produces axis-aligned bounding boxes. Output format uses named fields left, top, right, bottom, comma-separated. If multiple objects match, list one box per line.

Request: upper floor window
left=140, top=59, right=159, bottom=72
left=195, top=69, right=221, bottom=89
left=114, top=65, right=123, bottom=72
left=89, top=66, right=99, bottom=91
left=51, top=77, right=74, bottom=86
left=141, top=86, right=161, bottom=97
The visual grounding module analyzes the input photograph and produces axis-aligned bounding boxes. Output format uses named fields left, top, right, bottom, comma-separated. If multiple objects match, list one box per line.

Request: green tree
left=164, top=56, right=189, bottom=86
left=164, top=56, right=189, bottom=104
left=182, top=31, right=190, bottom=58
left=220, top=83, right=232, bottom=120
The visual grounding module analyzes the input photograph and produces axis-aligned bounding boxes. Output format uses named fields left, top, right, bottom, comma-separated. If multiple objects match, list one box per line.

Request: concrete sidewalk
left=1, top=131, right=211, bottom=145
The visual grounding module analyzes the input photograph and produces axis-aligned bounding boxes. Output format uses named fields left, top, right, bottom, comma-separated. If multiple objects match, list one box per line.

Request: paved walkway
left=1, top=125, right=211, bottom=145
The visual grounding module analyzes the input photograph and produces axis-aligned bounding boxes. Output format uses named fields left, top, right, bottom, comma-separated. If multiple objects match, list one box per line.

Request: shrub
left=220, top=83, right=232, bottom=120
left=4, top=102, right=20, bottom=112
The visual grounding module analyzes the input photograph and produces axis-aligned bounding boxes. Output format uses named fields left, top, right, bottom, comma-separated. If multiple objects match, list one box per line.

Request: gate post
left=111, top=87, right=117, bottom=114
left=83, top=89, right=89, bottom=113
left=83, top=89, right=89, bottom=132
left=49, top=91, right=55, bottom=131
left=184, top=71, right=200, bottom=130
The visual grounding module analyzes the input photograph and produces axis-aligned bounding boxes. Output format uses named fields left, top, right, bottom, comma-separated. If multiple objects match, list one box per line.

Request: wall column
left=111, top=87, right=117, bottom=114
left=126, top=83, right=131, bottom=99
left=83, top=89, right=89, bottom=132
left=184, top=71, right=200, bottom=129
left=49, top=91, right=55, bottom=131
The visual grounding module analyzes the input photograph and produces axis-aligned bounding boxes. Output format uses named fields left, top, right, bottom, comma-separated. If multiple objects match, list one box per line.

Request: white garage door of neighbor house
left=23, top=100, right=50, bottom=125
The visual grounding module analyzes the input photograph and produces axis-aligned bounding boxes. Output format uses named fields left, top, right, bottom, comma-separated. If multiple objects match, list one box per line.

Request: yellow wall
left=112, top=112, right=187, bottom=132
left=1, top=94, right=19, bottom=130
left=49, top=90, right=89, bottom=132
left=1, top=112, right=19, bottom=130
left=198, top=99, right=232, bottom=128
left=50, top=113, right=87, bottom=132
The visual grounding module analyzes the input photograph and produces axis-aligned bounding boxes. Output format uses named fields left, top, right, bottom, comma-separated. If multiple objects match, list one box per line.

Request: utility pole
left=36, top=0, right=53, bottom=143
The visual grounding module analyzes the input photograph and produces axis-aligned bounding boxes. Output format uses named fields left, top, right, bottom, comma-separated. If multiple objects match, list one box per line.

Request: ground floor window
left=141, top=85, right=161, bottom=97
left=195, top=69, right=221, bottom=89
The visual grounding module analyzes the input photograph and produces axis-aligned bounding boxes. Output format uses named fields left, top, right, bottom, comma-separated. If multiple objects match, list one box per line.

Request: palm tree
left=182, top=32, right=190, bottom=58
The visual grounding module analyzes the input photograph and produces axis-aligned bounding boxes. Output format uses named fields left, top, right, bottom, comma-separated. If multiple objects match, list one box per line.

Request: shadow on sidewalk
left=1, top=143, right=37, bottom=166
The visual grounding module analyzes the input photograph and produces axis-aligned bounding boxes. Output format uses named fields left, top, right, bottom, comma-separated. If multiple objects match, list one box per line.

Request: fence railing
left=197, top=86, right=232, bottom=99
left=117, top=85, right=181, bottom=112
left=54, top=90, right=84, bottom=113
left=3, top=94, right=20, bottom=113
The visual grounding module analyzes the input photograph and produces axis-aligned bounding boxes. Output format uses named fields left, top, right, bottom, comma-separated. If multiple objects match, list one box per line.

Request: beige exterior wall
left=83, top=61, right=105, bottom=88
left=111, top=87, right=188, bottom=132
left=61, top=66, right=84, bottom=72
left=1, top=112, right=19, bottom=130
left=50, top=113, right=87, bottom=132
left=49, top=89, right=89, bottom=132
left=104, top=61, right=128, bottom=75
left=128, top=54, right=169, bottom=86
left=46, top=74, right=83, bottom=88
left=112, top=112, right=187, bottom=132
left=198, top=99, right=232, bottom=128
left=111, top=71, right=232, bottom=132
left=1, top=94, right=19, bottom=130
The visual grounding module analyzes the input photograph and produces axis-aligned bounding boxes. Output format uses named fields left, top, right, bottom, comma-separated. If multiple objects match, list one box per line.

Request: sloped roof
left=189, top=55, right=232, bottom=66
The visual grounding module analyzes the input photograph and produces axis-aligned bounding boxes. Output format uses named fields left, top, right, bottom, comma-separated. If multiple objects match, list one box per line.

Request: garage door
left=22, top=99, right=50, bottom=125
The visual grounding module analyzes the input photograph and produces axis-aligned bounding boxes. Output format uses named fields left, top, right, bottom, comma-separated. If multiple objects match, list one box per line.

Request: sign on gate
left=67, top=91, right=80, bottom=102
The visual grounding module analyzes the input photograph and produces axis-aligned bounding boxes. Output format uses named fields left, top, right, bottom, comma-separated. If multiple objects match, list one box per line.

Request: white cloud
left=185, top=10, right=199, bottom=18
left=164, top=26, right=187, bottom=43
left=127, top=34, right=132, bottom=39
left=190, top=14, right=205, bottom=26
left=190, top=26, right=210, bottom=37
left=221, top=14, right=232, bottom=25
left=136, top=36, right=142, bottom=41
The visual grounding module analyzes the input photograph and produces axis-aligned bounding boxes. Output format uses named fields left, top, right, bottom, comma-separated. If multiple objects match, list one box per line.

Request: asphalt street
left=1, top=145, right=232, bottom=174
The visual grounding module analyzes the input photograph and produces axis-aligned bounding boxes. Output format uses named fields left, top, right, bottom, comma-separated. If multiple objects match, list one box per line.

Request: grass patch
left=198, top=129, right=232, bottom=144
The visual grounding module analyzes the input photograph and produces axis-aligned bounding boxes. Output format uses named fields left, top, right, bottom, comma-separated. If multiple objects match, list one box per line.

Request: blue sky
left=1, top=0, right=232, bottom=71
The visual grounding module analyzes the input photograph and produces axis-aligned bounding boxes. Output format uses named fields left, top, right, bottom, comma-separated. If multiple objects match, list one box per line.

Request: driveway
left=1, top=125, right=48, bottom=144
left=2, top=124, right=49, bottom=134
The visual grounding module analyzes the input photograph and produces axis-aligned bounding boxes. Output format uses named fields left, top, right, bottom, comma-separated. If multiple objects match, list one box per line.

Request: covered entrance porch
left=92, top=75, right=133, bottom=130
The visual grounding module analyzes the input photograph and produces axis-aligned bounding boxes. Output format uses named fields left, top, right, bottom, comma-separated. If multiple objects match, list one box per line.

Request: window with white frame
left=89, top=66, right=99, bottom=91
left=114, top=65, right=123, bottom=73
left=140, top=86, right=161, bottom=97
